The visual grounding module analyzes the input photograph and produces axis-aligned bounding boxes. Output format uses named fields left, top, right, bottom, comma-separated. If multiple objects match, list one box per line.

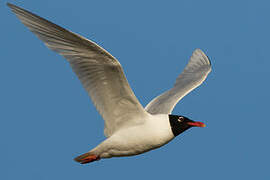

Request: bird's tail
left=74, top=152, right=100, bottom=164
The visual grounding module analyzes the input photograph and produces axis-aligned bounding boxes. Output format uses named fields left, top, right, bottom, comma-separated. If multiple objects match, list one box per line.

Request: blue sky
left=2, top=0, right=270, bottom=179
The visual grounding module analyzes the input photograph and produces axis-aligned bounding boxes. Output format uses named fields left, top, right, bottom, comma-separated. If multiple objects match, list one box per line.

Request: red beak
left=187, top=121, right=206, bottom=127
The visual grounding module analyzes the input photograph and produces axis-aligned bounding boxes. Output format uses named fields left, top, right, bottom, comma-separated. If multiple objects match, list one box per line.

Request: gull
left=7, top=3, right=211, bottom=164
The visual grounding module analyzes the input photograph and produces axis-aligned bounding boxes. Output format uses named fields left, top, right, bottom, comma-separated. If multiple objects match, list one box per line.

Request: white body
left=91, top=114, right=174, bottom=158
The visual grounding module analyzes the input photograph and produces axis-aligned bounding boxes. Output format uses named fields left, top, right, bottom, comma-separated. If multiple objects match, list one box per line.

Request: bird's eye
left=178, top=117, right=184, bottom=122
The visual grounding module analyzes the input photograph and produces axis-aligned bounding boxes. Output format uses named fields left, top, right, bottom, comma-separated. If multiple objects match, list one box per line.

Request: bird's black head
left=169, top=115, right=205, bottom=137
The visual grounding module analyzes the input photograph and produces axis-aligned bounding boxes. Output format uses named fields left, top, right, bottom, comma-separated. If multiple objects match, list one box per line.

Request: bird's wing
left=145, top=49, right=211, bottom=114
left=8, top=3, right=149, bottom=137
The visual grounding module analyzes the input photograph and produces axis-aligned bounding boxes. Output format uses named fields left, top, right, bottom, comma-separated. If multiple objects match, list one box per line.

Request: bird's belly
left=99, top=125, right=174, bottom=158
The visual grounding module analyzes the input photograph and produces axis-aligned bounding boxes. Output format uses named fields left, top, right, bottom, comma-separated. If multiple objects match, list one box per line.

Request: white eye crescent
left=178, top=117, right=184, bottom=122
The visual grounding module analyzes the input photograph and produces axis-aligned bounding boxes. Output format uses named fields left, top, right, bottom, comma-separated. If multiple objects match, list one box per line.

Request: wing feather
left=145, top=49, right=211, bottom=114
left=8, top=3, right=148, bottom=137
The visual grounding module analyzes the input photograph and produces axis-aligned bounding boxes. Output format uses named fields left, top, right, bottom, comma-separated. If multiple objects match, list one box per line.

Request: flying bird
left=8, top=3, right=211, bottom=164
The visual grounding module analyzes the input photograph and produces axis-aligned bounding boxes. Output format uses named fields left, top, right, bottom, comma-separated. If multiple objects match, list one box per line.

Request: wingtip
left=7, top=2, right=21, bottom=13
left=193, top=48, right=211, bottom=66
left=193, top=48, right=206, bottom=57
left=194, top=48, right=203, bottom=53
left=7, top=3, right=26, bottom=13
left=7, top=2, right=15, bottom=8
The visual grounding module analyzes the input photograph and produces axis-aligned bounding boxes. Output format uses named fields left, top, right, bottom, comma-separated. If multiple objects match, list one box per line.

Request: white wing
left=8, top=3, right=148, bottom=137
left=145, top=49, right=211, bottom=114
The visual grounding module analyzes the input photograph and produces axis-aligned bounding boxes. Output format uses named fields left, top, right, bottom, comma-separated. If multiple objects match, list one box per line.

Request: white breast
left=93, top=114, right=175, bottom=158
